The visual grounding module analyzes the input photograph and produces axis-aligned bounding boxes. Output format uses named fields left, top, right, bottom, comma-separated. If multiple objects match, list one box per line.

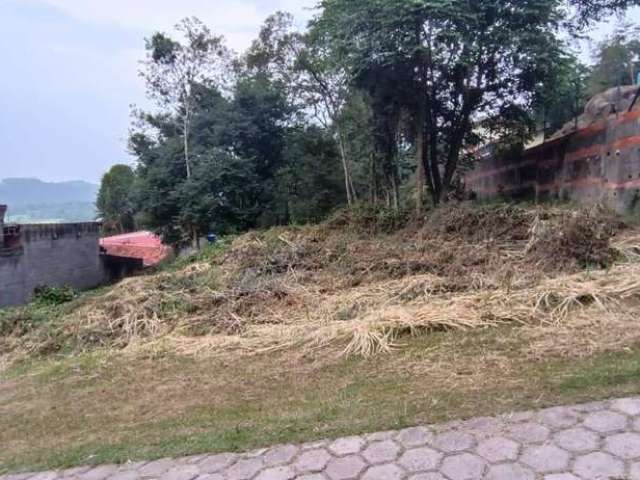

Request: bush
left=33, top=285, right=76, bottom=306
left=325, top=204, right=410, bottom=234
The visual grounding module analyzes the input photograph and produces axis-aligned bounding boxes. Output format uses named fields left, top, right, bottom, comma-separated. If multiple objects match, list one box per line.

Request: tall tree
left=317, top=0, right=564, bottom=206
left=588, top=22, right=640, bottom=96
left=534, top=51, right=589, bottom=137
left=96, top=164, right=137, bottom=235
left=140, top=17, right=232, bottom=180
left=246, top=13, right=359, bottom=206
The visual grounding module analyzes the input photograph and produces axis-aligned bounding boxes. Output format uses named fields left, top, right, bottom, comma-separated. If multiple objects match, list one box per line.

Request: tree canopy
left=118, top=1, right=640, bottom=244
left=96, top=164, right=137, bottom=235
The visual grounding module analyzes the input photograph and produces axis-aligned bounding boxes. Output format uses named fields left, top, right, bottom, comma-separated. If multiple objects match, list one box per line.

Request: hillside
left=2, top=202, right=638, bottom=360
left=3, top=202, right=640, bottom=472
left=0, top=178, right=98, bottom=223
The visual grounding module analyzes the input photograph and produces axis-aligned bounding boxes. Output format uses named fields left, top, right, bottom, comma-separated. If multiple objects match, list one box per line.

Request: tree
left=140, top=17, right=232, bottom=180
left=588, top=22, right=640, bottom=96
left=96, top=164, right=137, bottom=235
left=246, top=13, right=359, bottom=206
left=534, top=52, right=589, bottom=137
left=316, top=0, right=564, bottom=208
left=570, top=0, right=640, bottom=25
left=297, top=28, right=359, bottom=206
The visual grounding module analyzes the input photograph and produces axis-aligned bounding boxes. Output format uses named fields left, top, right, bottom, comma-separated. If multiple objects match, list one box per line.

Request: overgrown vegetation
left=1, top=203, right=638, bottom=364
left=97, top=1, right=640, bottom=244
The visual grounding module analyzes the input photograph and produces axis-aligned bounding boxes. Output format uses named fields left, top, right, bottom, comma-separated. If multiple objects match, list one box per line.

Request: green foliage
left=588, top=22, right=640, bottom=96
left=316, top=0, right=565, bottom=203
left=120, top=2, right=640, bottom=243
left=33, top=285, right=76, bottom=306
left=327, top=203, right=409, bottom=235
left=570, top=0, right=640, bottom=25
left=97, top=164, right=137, bottom=235
left=533, top=52, right=590, bottom=136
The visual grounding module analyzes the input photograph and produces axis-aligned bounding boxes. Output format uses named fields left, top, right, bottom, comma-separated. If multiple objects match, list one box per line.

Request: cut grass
left=3, top=325, right=640, bottom=474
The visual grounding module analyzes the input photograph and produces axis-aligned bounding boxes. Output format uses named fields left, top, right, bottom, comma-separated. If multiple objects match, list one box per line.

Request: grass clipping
left=5, top=204, right=640, bottom=360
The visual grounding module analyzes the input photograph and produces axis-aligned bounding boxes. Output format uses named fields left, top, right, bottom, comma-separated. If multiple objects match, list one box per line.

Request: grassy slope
left=2, top=205, right=640, bottom=473
left=2, top=326, right=640, bottom=473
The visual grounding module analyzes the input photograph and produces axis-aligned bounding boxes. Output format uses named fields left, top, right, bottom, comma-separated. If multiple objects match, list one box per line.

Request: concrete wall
left=0, top=223, right=104, bottom=307
left=465, top=109, right=640, bottom=214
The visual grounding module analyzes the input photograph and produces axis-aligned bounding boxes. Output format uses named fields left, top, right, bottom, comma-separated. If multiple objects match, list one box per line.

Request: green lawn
left=3, top=325, right=640, bottom=474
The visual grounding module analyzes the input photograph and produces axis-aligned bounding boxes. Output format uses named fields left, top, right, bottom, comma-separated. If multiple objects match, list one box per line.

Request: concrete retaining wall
left=465, top=109, right=640, bottom=214
left=0, top=223, right=104, bottom=307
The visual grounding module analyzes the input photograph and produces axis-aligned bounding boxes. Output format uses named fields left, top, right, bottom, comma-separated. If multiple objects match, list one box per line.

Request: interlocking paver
left=520, top=445, right=570, bottom=474
left=159, top=465, right=199, bottom=480
left=197, top=454, right=237, bottom=474
left=255, top=466, right=296, bottom=480
left=506, top=422, right=550, bottom=444
left=476, top=437, right=519, bottom=463
left=573, top=401, right=607, bottom=413
left=543, top=474, right=581, bottom=480
left=432, top=431, right=475, bottom=453
left=583, top=410, right=628, bottom=433
left=463, top=417, right=504, bottom=440
left=485, top=463, right=534, bottom=480
left=537, top=407, right=580, bottom=429
left=107, top=471, right=138, bottom=480
left=398, top=447, right=442, bottom=472
left=63, top=467, right=91, bottom=478
left=325, top=456, right=366, bottom=480
left=328, top=437, right=365, bottom=456
left=81, top=466, right=118, bottom=480
left=225, top=458, right=264, bottom=480
left=265, top=446, right=299, bottom=466
left=552, top=427, right=600, bottom=453
left=194, top=475, right=223, bottom=480
left=611, top=397, right=640, bottom=416
left=604, top=431, right=640, bottom=459
left=361, top=464, right=403, bottom=480
left=407, top=475, right=447, bottom=480
left=361, top=440, right=400, bottom=464
left=630, top=461, right=640, bottom=480
left=440, top=453, right=486, bottom=480
left=293, top=449, right=332, bottom=474
left=396, top=427, right=433, bottom=447
left=572, top=452, right=625, bottom=479
left=12, top=396, right=640, bottom=480
left=139, top=459, right=175, bottom=478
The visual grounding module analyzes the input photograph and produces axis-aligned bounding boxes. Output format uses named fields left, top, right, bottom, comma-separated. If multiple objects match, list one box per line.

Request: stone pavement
left=8, top=398, right=640, bottom=480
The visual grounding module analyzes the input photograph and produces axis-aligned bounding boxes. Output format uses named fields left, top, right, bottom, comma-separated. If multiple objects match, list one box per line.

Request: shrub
left=33, top=285, right=76, bottom=306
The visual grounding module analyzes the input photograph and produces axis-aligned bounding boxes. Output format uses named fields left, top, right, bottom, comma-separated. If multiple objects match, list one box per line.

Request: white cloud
left=40, top=0, right=316, bottom=51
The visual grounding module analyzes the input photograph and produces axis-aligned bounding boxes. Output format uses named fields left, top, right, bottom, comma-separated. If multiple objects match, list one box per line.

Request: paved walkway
left=7, top=397, right=640, bottom=480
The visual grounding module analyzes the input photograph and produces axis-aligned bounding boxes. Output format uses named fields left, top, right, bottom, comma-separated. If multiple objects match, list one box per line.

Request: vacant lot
left=2, top=203, right=640, bottom=473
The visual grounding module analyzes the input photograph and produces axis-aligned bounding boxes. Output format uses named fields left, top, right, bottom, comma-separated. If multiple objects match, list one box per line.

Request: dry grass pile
left=2, top=202, right=638, bottom=361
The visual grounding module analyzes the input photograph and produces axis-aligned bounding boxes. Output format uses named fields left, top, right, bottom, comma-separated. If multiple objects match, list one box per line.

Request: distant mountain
left=0, top=178, right=98, bottom=223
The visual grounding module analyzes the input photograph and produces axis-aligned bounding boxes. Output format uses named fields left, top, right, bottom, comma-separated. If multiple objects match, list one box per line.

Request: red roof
left=100, top=231, right=171, bottom=267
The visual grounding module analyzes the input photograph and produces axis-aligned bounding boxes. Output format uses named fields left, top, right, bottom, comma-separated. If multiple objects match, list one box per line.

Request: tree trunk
left=183, top=111, right=191, bottom=179
left=337, top=131, right=357, bottom=206
left=415, top=104, right=426, bottom=215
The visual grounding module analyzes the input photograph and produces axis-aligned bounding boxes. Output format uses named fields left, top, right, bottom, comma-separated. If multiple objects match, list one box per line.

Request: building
left=0, top=205, right=105, bottom=307
left=465, top=86, right=640, bottom=213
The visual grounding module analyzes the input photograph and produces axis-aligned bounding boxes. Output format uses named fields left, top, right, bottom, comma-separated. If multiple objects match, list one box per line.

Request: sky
left=0, top=0, right=316, bottom=183
left=0, top=1, right=637, bottom=184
